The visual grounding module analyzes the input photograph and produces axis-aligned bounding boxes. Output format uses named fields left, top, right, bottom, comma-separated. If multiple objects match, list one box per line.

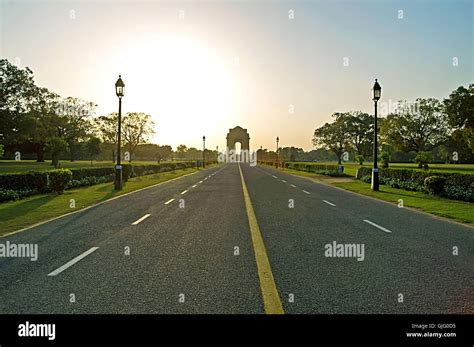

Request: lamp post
left=276, top=136, right=279, bottom=168
left=114, top=75, right=125, bottom=190
left=371, top=79, right=381, bottom=191
left=202, top=136, right=206, bottom=168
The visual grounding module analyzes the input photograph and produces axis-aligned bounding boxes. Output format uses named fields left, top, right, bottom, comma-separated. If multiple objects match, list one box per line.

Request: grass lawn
left=333, top=181, right=474, bottom=224
left=0, top=160, right=193, bottom=174
left=289, top=162, right=474, bottom=177
left=0, top=167, right=198, bottom=236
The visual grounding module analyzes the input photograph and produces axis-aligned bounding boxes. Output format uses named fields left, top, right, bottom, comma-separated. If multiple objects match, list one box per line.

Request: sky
left=1, top=0, right=472, bottom=151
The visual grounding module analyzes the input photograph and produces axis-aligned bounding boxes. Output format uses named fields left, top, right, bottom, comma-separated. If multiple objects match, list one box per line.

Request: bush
left=66, top=175, right=114, bottom=189
left=355, top=155, right=364, bottom=165
left=49, top=169, right=73, bottom=194
left=360, top=175, right=372, bottom=184
left=415, top=151, right=432, bottom=169
left=380, top=152, right=390, bottom=168
left=442, top=185, right=474, bottom=202
left=121, top=163, right=133, bottom=181
left=356, top=166, right=474, bottom=201
left=424, top=176, right=446, bottom=195
left=0, top=188, right=19, bottom=202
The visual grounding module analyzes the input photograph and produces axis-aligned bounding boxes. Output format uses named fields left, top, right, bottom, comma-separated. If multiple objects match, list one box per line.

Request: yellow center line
left=238, top=163, right=284, bottom=314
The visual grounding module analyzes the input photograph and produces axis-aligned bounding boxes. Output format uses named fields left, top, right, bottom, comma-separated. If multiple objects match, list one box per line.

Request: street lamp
left=276, top=136, right=280, bottom=168
left=114, top=75, right=125, bottom=190
left=371, top=78, right=381, bottom=191
left=203, top=136, right=206, bottom=168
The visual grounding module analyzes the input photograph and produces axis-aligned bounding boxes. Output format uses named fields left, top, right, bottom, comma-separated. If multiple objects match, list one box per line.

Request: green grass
left=289, top=162, right=474, bottom=177
left=0, top=160, right=191, bottom=174
left=0, top=167, right=198, bottom=236
left=333, top=181, right=474, bottom=224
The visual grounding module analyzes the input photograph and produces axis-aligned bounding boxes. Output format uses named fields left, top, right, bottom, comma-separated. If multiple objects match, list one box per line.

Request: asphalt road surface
left=0, top=163, right=472, bottom=314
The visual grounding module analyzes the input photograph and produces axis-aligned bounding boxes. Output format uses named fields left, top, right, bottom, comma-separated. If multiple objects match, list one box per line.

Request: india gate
left=226, top=126, right=250, bottom=151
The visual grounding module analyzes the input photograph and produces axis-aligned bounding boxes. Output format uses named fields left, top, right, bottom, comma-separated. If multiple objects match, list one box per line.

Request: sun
left=109, top=33, right=236, bottom=147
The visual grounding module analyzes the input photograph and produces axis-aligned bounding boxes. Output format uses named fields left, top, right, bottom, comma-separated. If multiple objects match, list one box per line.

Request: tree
left=381, top=98, right=447, bottom=154
left=176, top=145, right=188, bottom=159
left=86, top=137, right=101, bottom=166
left=45, top=137, right=69, bottom=167
left=25, top=87, right=62, bottom=162
left=94, top=113, right=119, bottom=162
left=0, top=144, right=4, bottom=159
left=443, top=84, right=474, bottom=158
left=443, top=84, right=474, bottom=130
left=122, top=112, right=155, bottom=162
left=313, top=113, right=350, bottom=164
left=58, top=97, right=97, bottom=161
left=345, top=111, right=373, bottom=157
left=156, top=145, right=172, bottom=162
left=279, top=147, right=305, bottom=162
left=0, top=59, right=38, bottom=147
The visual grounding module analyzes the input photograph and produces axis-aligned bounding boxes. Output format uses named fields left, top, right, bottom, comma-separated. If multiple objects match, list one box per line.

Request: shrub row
left=0, top=188, right=36, bottom=202
left=285, top=162, right=343, bottom=177
left=355, top=167, right=474, bottom=202
left=0, top=171, right=49, bottom=192
left=0, top=161, right=196, bottom=202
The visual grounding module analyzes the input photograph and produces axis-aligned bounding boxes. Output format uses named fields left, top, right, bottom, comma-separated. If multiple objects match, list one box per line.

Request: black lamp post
left=114, top=75, right=125, bottom=190
left=276, top=136, right=280, bottom=168
left=202, top=136, right=206, bottom=168
left=371, top=78, right=381, bottom=191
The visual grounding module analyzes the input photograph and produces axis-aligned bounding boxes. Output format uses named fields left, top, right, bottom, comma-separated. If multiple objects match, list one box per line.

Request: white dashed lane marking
left=164, top=198, right=175, bottom=205
left=323, top=200, right=336, bottom=206
left=363, top=219, right=392, bottom=233
left=132, top=214, right=151, bottom=225
left=48, top=247, right=99, bottom=276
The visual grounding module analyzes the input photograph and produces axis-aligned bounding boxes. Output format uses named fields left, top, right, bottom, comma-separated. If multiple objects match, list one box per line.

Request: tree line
left=312, top=87, right=474, bottom=166
left=0, top=59, right=213, bottom=165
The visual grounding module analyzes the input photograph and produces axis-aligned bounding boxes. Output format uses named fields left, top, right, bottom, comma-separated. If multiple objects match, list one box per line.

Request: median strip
left=47, top=247, right=99, bottom=276
left=363, top=219, right=392, bottom=233
left=132, top=214, right=151, bottom=225
left=238, top=163, right=284, bottom=315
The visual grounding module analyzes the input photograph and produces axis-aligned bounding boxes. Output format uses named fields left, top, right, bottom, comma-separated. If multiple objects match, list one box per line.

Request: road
left=0, top=163, right=472, bottom=314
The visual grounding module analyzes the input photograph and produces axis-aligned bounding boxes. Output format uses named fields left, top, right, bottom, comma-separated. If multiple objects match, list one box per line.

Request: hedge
left=0, top=171, right=49, bottom=192
left=355, top=167, right=474, bottom=202
left=0, top=161, right=196, bottom=203
left=285, top=162, right=343, bottom=177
